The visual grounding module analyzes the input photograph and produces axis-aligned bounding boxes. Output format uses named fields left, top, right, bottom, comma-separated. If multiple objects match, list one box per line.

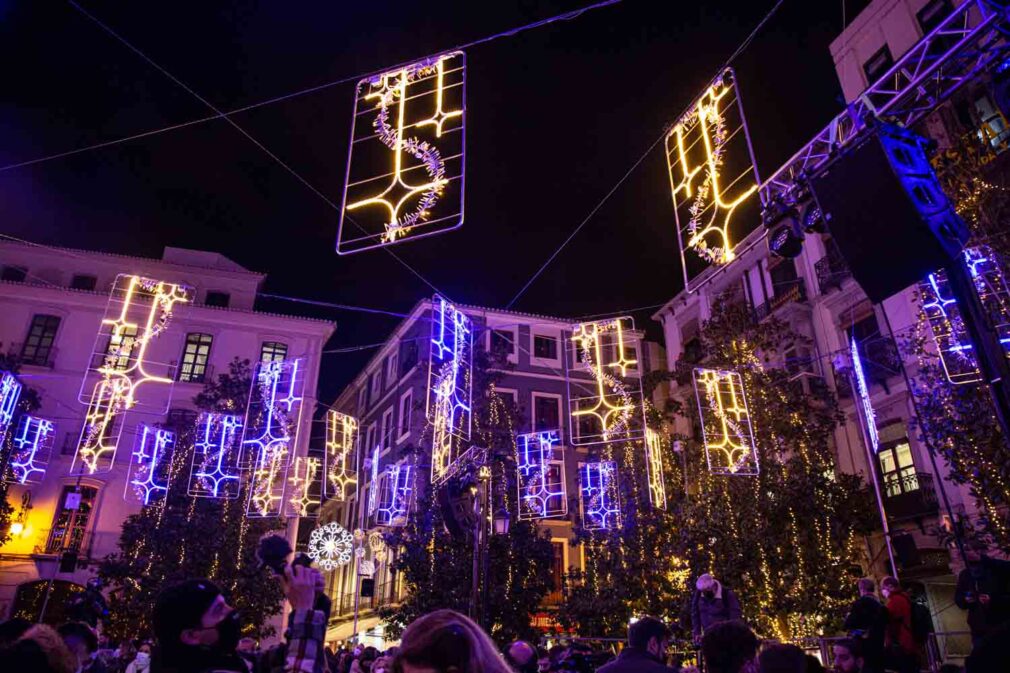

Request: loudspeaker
left=892, top=534, right=922, bottom=568
left=809, top=122, right=968, bottom=302
left=59, top=551, right=78, bottom=573
left=438, top=478, right=479, bottom=540
left=359, top=578, right=375, bottom=598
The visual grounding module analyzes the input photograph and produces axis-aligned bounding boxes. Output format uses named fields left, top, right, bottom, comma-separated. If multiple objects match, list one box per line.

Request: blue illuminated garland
left=427, top=296, right=473, bottom=485
left=127, top=424, right=175, bottom=505
left=9, top=415, right=54, bottom=485
left=516, top=430, right=567, bottom=519
left=580, top=461, right=621, bottom=530
left=189, top=413, right=244, bottom=498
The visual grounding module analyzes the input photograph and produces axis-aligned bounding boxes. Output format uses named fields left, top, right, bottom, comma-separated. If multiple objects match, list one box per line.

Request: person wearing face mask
left=127, top=643, right=154, bottom=673
left=151, top=563, right=325, bottom=673
left=690, top=574, right=742, bottom=645
left=596, top=616, right=678, bottom=673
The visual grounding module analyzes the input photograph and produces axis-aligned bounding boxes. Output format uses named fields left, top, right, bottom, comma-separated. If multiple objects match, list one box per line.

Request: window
left=260, top=341, right=288, bottom=365
left=370, top=371, right=382, bottom=404
left=490, top=329, right=515, bottom=356
left=863, top=45, right=894, bottom=85
left=1, top=266, right=27, bottom=282
left=400, top=340, right=418, bottom=376
left=398, top=390, right=413, bottom=440
left=533, top=334, right=559, bottom=360
left=69, top=274, right=98, bottom=291
left=770, top=259, right=799, bottom=293
left=533, top=394, right=562, bottom=432
left=917, top=0, right=953, bottom=34
left=178, top=333, right=213, bottom=383
left=105, top=325, right=139, bottom=371
left=381, top=408, right=395, bottom=451
left=496, top=388, right=518, bottom=409
left=386, top=351, right=399, bottom=388
left=21, top=314, right=60, bottom=366
left=358, top=386, right=368, bottom=413
left=46, top=486, right=98, bottom=553
left=974, top=94, right=1010, bottom=151
left=365, top=423, right=377, bottom=453
left=547, top=541, right=565, bottom=604
left=205, top=291, right=230, bottom=307
left=575, top=414, right=596, bottom=441
left=878, top=424, right=918, bottom=497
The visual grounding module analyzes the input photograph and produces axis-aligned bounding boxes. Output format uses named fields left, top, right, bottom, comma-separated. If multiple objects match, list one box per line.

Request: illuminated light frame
left=850, top=338, right=880, bottom=453
left=244, top=359, right=305, bottom=517
left=426, top=296, right=473, bottom=485
left=287, top=456, right=322, bottom=518
left=307, top=522, right=354, bottom=572
left=125, top=424, right=175, bottom=505
left=666, top=67, right=761, bottom=293
left=373, top=463, right=414, bottom=527
left=338, top=51, right=466, bottom=254
left=921, top=245, right=1010, bottom=385
left=367, top=445, right=381, bottom=519
left=566, top=317, right=646, bottom=446
left=516, top=430, right=568, bottom=520
left=692, top=368, right=760, bottom=476
left=580, top=461, right=621, bottom=531
left=324, top=410, right=358, bottom=501
left=189, top=413, right=244, bottom=499
left=8, top=415, right=55, bottom=485
left=0, top=370, right=22, bottom=437
left=644, top=428, right=667, bottom=510
left=74, top=275, right=191, bottom=475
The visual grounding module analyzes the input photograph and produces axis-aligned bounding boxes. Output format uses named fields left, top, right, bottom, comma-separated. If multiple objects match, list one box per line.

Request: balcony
left=753, top=279, right=808, bottom=322
left=884, top=472, right=939, bottom=521
left=815, top=249, right=852, bottom=295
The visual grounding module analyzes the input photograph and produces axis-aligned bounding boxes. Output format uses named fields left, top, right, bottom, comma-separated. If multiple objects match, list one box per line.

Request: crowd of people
left=0, top=562, right=1007, bottom=673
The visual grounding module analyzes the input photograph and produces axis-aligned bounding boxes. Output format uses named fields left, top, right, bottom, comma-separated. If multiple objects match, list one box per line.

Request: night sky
left=0, top=1, right=868, bottom=402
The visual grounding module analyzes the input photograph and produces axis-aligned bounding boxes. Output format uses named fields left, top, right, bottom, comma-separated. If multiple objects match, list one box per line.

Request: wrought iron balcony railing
left=815, top=250, right=852, bottom=295
left=753, top=279, right=808, bottom=321
left=884, top=471, right=939, bottom=521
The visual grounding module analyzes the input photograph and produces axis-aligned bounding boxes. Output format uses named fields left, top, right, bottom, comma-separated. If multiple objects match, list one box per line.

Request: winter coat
left=690, top=582, right=742, bottom=636
left=884, top=590, right=916, bottom=655
left=596, top=648, right=678, bottom=673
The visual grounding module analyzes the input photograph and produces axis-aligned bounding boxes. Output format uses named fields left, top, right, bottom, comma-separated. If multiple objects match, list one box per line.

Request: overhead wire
left=503, top=0, right=789, bottom=310
left=0, top=0, right=622, bottom=175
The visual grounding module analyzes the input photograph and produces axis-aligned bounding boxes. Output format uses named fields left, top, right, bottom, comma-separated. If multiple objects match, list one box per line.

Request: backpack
left=910, top=600, right=934, bottom=644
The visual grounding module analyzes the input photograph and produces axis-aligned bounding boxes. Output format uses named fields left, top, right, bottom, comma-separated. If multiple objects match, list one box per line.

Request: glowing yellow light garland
left=325, top=410, right=358, bottom=501
left=692, top=367, right=759, bottom=475
left=569, top=318, right=642, bottom=445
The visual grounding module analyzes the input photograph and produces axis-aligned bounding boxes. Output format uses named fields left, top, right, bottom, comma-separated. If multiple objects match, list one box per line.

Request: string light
left=375, top=463, right=414, bottom=527
left=73, top=275, right=191, bottom=475
left=339, top=52, right=465, bottom=253
left=368, top=445, right=380, bottom=518
left=427, top=296, right=473, bottom=485
left=325, top=410, right=358, bottom=501
left=567, top=317, right=645, bottom=445
left=580, top=461, right=621, bottom=530
left=692, top=368, right=759, bottom=475
left=188, top=413, right=244, bottom=498
left=0, top=371, right=22, bottom=436
left=287, top=456, right=322, bottom=517
left=515, top=430, right=567, bottom=519
left=244, top=359, right=304, bottom=517
left=125, top=424, right=175, bottom=505
left=307, top=521, right=354, bottom=571
left=8, top=415, right=54, bottom=484
left=644, top=428, right=667, bottom=509
left=850, top=338, right=880, bottom=453
left=666, top=68, right=759, bottom=276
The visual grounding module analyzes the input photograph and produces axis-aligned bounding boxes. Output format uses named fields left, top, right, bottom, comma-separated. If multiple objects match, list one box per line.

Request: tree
left=379, top=347, right=555, bottom=645
left=98, top=358, right=286, bottom=641
left=559, top=300, right=875, bottom=641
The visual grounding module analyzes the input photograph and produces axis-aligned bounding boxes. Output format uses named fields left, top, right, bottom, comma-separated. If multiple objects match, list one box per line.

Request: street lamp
left=492, top=506, right=511, bottom=536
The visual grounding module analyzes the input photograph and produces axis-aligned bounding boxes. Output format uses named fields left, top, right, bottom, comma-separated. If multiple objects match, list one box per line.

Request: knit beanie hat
left=153, top=579, right=223, bottom=646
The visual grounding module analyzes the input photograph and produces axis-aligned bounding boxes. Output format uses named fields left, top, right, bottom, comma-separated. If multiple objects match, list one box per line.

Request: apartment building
left=653, top=0, right=1008, bottom=653
left=316, top=298, right=663, bottom=645
left=0, top=239, right=334, bottom=625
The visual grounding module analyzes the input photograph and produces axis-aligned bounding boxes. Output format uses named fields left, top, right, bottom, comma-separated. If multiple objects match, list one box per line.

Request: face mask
left=703, top=590, right=715, bottom=599
left=214, top=609, right=243, bottom=653
left=135, top=653, right=150, bottom=663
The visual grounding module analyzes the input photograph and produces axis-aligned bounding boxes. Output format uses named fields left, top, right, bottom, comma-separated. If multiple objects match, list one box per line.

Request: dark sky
left=0, top=0, right=864, bottom=402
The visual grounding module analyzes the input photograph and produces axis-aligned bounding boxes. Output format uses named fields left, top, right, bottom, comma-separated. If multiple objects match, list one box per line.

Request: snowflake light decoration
left=567, top=317, right=645, bottom=445
left=8, top=415, right=54, bottom=485
left=0, top=370, right=22, bottom=438
left=244, top=359, right=304, bottom=517
left=644, top=428, right=667, bottom=510
left=516, top=430, right=567, bottom=520
left=693, top=368, right=759, bottom=475
left=307, top=522, right=354, bottom=571
left=426, top=296, right=473, bottom=485
left=125, top=424, right=175, bottom=505
left=74, top=275, right=191, bottom=475
left=666, top=68, right=760, bottom=292
left=325, top=410, right=358, bottom=501
left=580, top=461, right=621, bottom=530
left=189, top=413, right=244, bottom=499
left=338, top=51, right=466, bottom=254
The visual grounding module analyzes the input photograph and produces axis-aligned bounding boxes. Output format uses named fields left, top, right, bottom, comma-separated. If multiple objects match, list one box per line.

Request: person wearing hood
left=690, top=574, right=742, bottom=644
left=596, top=616, right=678, bottom=673
left=151, top=564, right=325, bottom=673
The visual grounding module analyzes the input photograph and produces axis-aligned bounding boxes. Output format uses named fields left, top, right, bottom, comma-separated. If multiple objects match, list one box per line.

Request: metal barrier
left=926, top=631, right=971, bottom=672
